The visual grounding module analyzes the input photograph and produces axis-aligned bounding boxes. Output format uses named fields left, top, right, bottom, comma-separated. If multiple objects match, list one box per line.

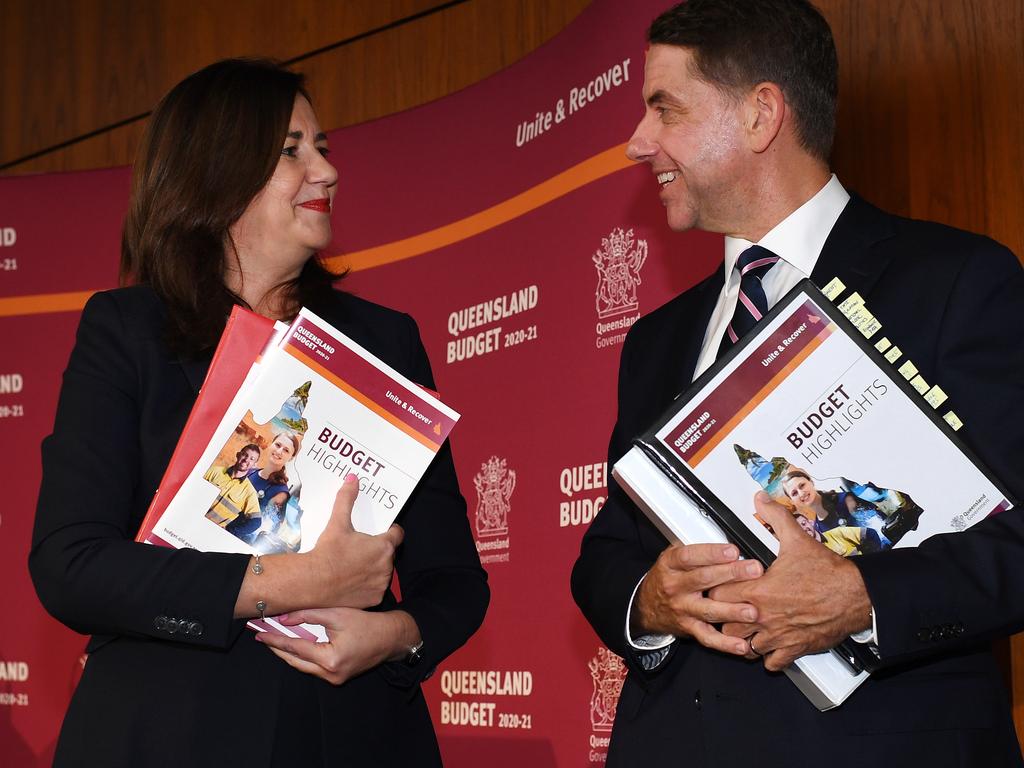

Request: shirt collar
left=723, top=174, right=850, bottom=277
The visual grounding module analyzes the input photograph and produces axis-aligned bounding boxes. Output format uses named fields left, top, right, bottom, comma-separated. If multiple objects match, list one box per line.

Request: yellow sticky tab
left=884, top=345, right=902, bottom=364
left=860, top=316, right=882, bottom=339
left=943, top=411, right=963, bottom=431
left=925, top=385, right=949, bottom=409
left=875, top=337, right=892, bottom=353
left=844, top=304, right=879, bottom=341
left=838, top=292, right=865, bottom=317
left=898, top=360, right=919, bottom=380
left=910, top=374, right=929, bottom=395
left=846, top=304, right=871, bottom=326
left=822, top=277, right=846, bottom=301
left=843, top=307, right=868, bottom=331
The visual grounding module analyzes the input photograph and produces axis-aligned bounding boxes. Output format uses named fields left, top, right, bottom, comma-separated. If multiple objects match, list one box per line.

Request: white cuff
left=850, top=606, right=878, bottom=645
left=625, top=574, right=676, bottom=651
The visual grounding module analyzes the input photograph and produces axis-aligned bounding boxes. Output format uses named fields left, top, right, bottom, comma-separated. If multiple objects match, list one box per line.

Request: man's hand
left=712, top=502, right=873, bottom=671
left=634, top=543, right=763, bottom=656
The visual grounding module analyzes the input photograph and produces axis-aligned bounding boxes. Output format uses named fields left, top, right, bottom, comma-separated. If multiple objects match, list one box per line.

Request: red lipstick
left=298, top=198, right=330, bottom=213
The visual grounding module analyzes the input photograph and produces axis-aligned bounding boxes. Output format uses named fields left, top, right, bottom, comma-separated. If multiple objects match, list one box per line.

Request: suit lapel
left=812, top=194, right=899, bottom=299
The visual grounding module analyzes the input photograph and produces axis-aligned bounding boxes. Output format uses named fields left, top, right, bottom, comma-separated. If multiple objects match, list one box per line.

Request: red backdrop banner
left=0, top=2, right=721, bottom=764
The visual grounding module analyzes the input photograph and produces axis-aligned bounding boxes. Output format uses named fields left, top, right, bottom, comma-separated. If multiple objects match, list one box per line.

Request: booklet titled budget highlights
left=146, top=306, right=460, bottom=642
left=613, top=279, right=1013, bottom=710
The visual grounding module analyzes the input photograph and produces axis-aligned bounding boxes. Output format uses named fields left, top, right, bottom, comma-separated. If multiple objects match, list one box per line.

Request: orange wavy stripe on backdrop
left=0, top=290, right=100, bottom=318
left=0, top=143, right=634, bottom=318
left=325, top=143, right=633, bottom=272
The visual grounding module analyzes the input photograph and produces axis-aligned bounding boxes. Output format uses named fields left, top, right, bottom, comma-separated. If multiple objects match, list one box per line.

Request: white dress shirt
left=693, top=174, right=851, bottom=378
left=626, top=175, right=860, bottom=657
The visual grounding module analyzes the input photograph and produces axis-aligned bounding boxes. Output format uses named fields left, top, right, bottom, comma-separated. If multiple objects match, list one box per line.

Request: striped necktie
left=717, top=245, right=781, bottom=358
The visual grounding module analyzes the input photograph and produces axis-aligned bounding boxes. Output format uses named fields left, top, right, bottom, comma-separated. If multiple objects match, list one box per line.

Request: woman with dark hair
left=30, top=59, right=489, bottom=767
left=780, top=469, right=891, bottom=548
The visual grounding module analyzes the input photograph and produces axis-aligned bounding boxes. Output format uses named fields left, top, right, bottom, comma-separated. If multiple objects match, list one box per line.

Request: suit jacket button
left=693, top=690, right=702, bottom=710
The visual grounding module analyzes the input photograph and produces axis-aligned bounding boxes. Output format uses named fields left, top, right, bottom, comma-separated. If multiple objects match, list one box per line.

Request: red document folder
left=135, top=306, right=276, bottom=544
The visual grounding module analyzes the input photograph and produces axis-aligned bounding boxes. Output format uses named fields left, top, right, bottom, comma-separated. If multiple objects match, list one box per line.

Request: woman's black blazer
left=30, top=286, right=489, bottom=767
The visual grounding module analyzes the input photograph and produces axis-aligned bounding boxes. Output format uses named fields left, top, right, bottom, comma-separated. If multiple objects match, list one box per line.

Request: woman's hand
left=257, top=607, right=420, bottom=685
left=304, top=474, right=404, bottom=609
left=233, top=475, right=402, bottom=619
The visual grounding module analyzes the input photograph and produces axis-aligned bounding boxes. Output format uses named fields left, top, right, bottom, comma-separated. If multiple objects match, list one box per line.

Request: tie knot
left=736, top=245, right=780, bottom=278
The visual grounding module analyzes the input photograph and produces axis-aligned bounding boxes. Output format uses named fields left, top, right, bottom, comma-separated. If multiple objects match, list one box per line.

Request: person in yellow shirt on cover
left=754, top=490, right=883, bottom=557
left=204, top=444, right=261, bottom=527
left=792, top=510, right=882, bottom=557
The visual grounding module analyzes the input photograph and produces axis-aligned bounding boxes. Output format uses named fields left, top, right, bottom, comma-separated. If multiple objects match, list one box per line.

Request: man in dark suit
left=571, top=1, right=1024, bottom=765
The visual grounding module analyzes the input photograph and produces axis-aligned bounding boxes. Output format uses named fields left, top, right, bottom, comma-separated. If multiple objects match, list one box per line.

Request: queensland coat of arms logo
left=593, top=227, right=648, bottom=319
left=589, top=647, right=627, bottom=731
left=473, top=456, right=516, bottom=538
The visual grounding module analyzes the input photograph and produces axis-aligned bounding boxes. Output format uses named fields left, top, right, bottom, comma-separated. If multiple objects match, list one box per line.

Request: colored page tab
left=944, top=411, right=964, bottom=431
left=838, top=292, right=864, bottom=315
left=822, top=277, right=846, bottom=301
left=898, top=360, right=919, bottom=380
left=859, top=316, right=882, bottom=338
left=925, top=385, right=949, bottom=409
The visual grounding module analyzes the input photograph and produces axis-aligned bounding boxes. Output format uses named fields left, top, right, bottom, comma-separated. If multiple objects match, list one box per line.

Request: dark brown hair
left=121, top=58, right=341, bottom=356
left=649, top=0, right=838, bottom=162
left=782, top=469, right=812, bottom=486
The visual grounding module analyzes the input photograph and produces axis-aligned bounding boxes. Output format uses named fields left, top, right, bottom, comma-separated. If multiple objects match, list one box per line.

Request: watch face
left=406, top=642, right=424, bottom=666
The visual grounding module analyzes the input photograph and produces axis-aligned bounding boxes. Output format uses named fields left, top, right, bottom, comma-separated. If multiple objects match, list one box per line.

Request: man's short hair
left=237, top=444, right=260, bottom=459
left=648, top=0, right=838, bottom=162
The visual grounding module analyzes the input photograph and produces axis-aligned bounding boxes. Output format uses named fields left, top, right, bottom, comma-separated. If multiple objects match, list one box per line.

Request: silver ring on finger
left=748, top=634, right=764, bottom=657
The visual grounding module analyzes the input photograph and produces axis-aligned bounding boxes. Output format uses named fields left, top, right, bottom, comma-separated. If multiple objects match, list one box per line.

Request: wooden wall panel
left=298, top=0, right=593, bottom=133
left=0, top=0, right=447, bottom=172
left=0, top=0, right=590, bottom=175
left=818, top=0, right=1024, bottom=260
left=818, top=0, right=1024, bottom=744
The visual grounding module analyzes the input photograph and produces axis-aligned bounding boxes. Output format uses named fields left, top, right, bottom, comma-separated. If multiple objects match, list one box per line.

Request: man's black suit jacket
left=30, top=286, right=489, bottom=767
left=572, top=195, right=1024, bottom=767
